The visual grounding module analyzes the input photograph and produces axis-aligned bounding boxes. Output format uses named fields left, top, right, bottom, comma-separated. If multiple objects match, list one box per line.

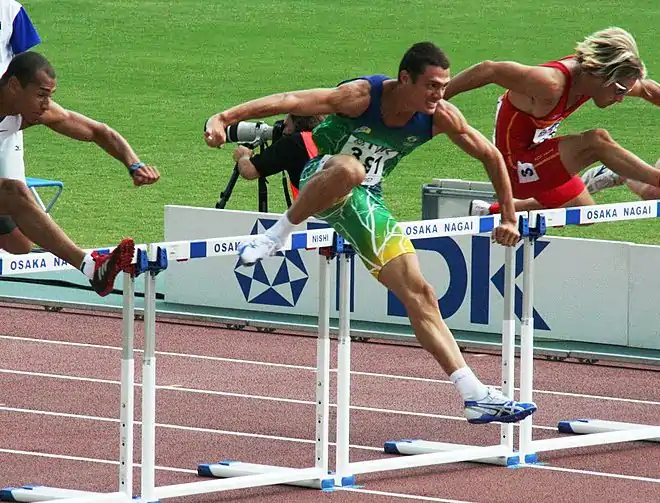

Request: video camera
left=225, top=119, right=285, bottom=147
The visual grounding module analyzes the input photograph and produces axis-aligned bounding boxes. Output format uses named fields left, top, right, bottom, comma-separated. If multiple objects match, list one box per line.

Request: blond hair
left=575, top=27, right=647, bottom=85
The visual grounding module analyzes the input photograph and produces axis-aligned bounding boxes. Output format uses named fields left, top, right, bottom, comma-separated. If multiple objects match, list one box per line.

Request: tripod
left=215, top=140, right=293, bottom=212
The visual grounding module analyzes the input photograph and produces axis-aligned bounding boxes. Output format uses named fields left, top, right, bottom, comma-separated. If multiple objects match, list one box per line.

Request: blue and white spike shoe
left=581, top=165, right=624, bottom=194
left=464, top=387, right=537, bottom=424
left=238, top=233, right=282, bottom=266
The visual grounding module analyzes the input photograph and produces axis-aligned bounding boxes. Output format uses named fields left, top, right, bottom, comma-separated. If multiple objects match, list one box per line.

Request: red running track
left=0, top=303, right=659, bottom=503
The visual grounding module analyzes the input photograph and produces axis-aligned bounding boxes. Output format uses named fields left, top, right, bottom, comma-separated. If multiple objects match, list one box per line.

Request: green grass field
left=20, top=0, right=660, bottom=247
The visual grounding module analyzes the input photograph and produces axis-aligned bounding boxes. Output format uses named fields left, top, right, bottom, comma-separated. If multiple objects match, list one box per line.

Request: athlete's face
left=592, top=76, right=637, bottom=108
left=401, top=65, right=450, bottom=114
left=11, top=70, right=56, bottom=121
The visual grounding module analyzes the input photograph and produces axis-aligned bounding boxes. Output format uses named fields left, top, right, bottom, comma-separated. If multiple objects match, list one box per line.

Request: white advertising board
left=163, top=205, right=657, bottom=350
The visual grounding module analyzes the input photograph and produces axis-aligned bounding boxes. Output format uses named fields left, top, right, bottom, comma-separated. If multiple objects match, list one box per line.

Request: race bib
left=340, top=135, right=399, bottom=186
left=532, top=121, right=561, bottom=144
left=516, top=161, right=540, bottom=184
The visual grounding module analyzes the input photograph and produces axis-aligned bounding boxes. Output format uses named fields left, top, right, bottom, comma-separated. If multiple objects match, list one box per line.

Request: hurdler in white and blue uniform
left=0, top=0, right=40, bottom=240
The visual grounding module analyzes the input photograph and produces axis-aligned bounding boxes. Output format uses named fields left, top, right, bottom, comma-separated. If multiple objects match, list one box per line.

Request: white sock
left=450, top=367, right=488, bottom=401
left=80, top=253, right=95, bottom=279
left=265, top=211, right=296, bottom=244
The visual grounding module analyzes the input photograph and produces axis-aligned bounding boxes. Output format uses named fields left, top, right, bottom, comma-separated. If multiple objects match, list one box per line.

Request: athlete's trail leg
left=559, top=129, right=660, bottom=186
left=377, top=253, right=466, bottom=374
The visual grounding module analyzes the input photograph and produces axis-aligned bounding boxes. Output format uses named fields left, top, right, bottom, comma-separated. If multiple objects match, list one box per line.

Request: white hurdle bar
left=334, top=213, right=526, bottom=485
left=383, top=216, right=525, bottom=467
left=0, top=245, right=141, bottom=503
left=138, top=229, right=336, bottom=501
left=517, top=200, right=660, bottom=463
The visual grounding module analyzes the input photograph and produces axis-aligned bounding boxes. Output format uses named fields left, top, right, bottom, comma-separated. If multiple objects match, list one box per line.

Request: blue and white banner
left=163, top=206, right=658, bottom=351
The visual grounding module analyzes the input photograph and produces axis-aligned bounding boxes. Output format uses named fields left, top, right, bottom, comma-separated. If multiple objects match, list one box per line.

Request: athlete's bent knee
left=326, top=155, right=366, bottom=186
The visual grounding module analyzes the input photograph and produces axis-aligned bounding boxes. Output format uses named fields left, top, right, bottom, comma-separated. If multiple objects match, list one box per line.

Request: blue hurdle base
left=558, top=419, right=660, bottom=443
left=198, top=461, right=335, bottom=490
left=383, top=439, right=525, bottom=466
left=0, top=485, right=131, bottom=502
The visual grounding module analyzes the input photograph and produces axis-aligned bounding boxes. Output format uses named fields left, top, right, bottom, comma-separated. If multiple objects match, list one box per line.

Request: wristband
left=128, top=162, right=144, bottom=175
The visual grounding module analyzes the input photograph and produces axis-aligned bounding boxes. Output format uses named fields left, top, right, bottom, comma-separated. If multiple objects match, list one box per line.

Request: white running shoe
left=581, top=165, right=624, bottom=194
left=469, top=199, right=491, bottom=216
left=464, top=387, right=537, bottom=424
left=237, top=233, right=282, bottom=266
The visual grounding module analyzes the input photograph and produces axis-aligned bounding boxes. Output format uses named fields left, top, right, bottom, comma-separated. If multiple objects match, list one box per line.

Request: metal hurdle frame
left=382, top=244, right=523, bottom=466
left=330, top=213, right=528, bottom=486
left=0, top=245, right=145, bottom=503
left=4, top=201, right=660, bottom=502
left=516, top=200, right=660, bottom=464
left=137, top=229, right=337, bottom=502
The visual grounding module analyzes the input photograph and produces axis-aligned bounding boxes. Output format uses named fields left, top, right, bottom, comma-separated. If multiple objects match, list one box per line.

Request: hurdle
left=137, top=229, right=337, bottom=502
left=383, top=240, right=523, bottom=466
left=516, top=200, right=660, bottom=464
left=331, top=213, right=528, bottom=486
left=0, top=246, right=146, bottom=503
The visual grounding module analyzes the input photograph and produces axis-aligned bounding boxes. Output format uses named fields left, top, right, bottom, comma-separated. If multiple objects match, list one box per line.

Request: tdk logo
left=387, top=236, right=550, bottom=330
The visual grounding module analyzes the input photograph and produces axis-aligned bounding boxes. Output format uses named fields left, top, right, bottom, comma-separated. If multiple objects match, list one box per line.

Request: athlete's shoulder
left=537, top=56, right=576, bottom=88
left=431, top=100, right=468, bottom=135
left=333, top=78, right=372, bottom=117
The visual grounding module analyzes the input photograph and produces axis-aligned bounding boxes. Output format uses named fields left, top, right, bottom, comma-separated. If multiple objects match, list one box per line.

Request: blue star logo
left=233, top=219, right=309, bottom=307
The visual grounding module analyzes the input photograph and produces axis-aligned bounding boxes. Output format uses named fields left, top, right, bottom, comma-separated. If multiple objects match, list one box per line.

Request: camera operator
left=231, top=114, right=326, bottom=197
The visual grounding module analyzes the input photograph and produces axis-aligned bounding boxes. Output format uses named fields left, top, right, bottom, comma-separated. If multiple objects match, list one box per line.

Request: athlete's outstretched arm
left=434, top=102, right=519, bottom=246
left=628, top=78, right=660, bottom=106
left=29, top=102, right=159, bottom=186
left=204, top=80, right=370, bottom=147
left=444, top=60, right=560, bottom=101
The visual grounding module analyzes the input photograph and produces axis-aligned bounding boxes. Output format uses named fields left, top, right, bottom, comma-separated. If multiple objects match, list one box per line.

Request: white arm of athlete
left=204, top=80, right=370, bottom=148
left=444, top=60, right=561, bottom=102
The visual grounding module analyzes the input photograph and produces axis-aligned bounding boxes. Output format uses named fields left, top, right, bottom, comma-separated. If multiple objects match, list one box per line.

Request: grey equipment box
left=422, top=179, right=496, bottom=219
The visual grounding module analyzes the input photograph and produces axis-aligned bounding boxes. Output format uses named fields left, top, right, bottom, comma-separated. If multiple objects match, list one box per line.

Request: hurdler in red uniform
left=444, top=27, right=660, bottom=214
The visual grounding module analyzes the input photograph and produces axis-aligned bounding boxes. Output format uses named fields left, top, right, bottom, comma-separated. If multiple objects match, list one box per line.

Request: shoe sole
left=96, top=239, right=135, bottom=297
left=466, top=405, right=537, bottom=425
left=237, top=243, right=262, bottom=267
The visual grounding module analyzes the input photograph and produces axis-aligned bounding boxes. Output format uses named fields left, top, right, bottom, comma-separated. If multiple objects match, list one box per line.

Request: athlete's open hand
left=131, top=164, right=160, bottom=186
left=492, top=219, right=520, bottom=247
left=204, top=114, right=227, bottom=148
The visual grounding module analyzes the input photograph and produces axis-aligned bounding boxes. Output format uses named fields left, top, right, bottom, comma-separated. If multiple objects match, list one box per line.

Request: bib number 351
left=341, top=135, right=398, bottom=186
left=350, top=146, right=385, bottom=185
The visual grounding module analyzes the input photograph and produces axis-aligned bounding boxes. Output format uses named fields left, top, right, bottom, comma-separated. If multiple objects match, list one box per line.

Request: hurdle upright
left=332, top=213, right=528, bottom=486
left=0, top=246, right=146, bottom=503
left=137, top=228, right=337, bottom=502
left=517, top=200, right=660, bottom=464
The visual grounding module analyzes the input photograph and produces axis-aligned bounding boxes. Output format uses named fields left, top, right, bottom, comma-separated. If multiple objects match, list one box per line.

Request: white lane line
left=0, top=369, right=555, bottom=430
left=2, top=447, right=657, bottom=489
left=525, top=463, right=660, bottom=483
left=2, top=334, right=658, bottom=406
left=0, top=406, right=382, bottom=451
left=338, top=487, right=475, bottom=503
left=0, top=447, right=197, bottom=473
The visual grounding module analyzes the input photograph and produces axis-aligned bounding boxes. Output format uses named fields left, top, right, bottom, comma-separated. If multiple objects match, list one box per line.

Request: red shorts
left=505, top=138, right=585, bottom=208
